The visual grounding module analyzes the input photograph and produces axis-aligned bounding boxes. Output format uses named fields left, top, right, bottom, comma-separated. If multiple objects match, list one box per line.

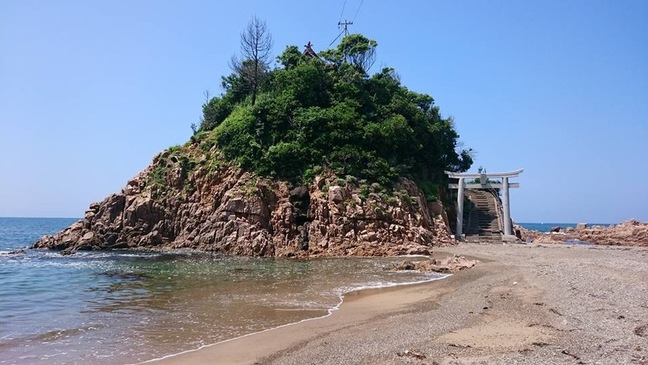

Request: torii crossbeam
left=445, top=169, right=523, bottom=240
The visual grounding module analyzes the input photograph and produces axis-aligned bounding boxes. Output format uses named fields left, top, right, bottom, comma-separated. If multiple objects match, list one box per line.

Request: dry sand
left=145, top=243, right=648, bottom=365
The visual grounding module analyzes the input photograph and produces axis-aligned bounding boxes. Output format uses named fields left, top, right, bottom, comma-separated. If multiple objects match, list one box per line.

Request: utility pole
left=338, top=20, right=353, bottom=36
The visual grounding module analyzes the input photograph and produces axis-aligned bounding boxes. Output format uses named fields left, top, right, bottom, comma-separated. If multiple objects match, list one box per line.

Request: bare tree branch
left=231, top=16, right=273, bottom=105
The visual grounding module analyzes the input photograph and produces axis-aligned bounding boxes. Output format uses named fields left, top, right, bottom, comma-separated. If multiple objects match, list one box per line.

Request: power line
left=337, top=0, right=347, bottom=24
left=351, top=0, right=364, bottom=22
left=330, top=0, right=360, bottom=47
left=328, top=30, right=344, bottom=47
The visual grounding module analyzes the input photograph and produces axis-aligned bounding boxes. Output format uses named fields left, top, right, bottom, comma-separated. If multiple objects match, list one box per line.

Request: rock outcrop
left=33, top=146, right=455, bottom=256
left=387, top=255, right=478, bottom=273
left=518, top=220, right=648, bottom=246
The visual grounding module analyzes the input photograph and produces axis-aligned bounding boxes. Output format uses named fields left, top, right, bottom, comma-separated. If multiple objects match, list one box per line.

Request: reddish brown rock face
left=33, top=152, right=455, bottom=257
left=517, top=220, right=648, bottom=247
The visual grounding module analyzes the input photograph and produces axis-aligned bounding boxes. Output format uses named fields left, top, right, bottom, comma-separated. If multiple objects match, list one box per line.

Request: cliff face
left=33, top=145, right=454, bottom=256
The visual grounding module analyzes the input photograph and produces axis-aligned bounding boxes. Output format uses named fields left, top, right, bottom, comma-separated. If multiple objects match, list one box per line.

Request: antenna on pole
left=338, top=20, right=353, bottom=36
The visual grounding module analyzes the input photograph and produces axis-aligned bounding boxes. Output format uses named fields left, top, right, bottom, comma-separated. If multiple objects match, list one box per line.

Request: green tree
left=206, top=33, right=472, bottom=198
left=320, top=34, right=377, bottom=74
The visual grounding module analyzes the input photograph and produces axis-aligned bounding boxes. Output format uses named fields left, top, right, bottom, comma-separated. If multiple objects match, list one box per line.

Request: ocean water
left=517, top=222, right=610, bottom=232
left=0, top=218, right=446, bottom=365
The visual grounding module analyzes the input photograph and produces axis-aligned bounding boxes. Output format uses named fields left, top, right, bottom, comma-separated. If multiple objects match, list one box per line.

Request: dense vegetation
left=196, top=33, right=472, bottom=200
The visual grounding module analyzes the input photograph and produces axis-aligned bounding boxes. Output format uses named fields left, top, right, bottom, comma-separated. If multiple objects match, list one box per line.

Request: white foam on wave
left=269, top=298, right=331, bottom=311
left=73, top=251, right=160, bottom=259
left=7, top=249, right=164, bottom=271
left=338, top=274, right=450, bottom=296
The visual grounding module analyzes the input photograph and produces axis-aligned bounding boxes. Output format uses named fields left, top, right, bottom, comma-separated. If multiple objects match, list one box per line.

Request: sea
left=517, top=222, right=610, bottom=232
left=0, top=217, right=448, bottom=365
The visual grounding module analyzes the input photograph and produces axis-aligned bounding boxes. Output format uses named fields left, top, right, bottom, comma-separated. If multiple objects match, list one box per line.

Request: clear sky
left=1, top=0, right=647, bottom=223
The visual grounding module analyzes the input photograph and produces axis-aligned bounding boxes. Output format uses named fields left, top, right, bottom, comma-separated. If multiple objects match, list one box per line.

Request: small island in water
left=33, top=33, right=474, bottom=256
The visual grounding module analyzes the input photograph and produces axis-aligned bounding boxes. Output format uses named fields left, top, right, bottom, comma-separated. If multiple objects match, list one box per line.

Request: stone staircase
left=464, top=189, right=502, bottom=242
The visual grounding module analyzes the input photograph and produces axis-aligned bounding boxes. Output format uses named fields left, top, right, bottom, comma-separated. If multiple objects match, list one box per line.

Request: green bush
left=202, top=33, right=471, bottom=190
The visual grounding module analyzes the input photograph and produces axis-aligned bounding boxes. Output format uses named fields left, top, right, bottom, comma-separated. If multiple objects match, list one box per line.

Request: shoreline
left=141, top=250, right=485, bottom=365
left=145, top=242, right=648, bottom=365
left=138, top=257, right=454, bottom=365
left=142, top=273, right=459, bottom=365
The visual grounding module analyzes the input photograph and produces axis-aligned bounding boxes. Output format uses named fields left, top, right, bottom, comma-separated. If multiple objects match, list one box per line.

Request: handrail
left=483, top=188, right=504, bottom=234
left=464, top=195, right=472, bottom=235
left=497, top=198, right=504, bottom=234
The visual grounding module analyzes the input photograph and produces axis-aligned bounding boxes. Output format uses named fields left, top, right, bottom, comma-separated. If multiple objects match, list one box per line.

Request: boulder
left=328, top=185, right=346, bottom=204
left=387, top=255, right=477, bottom=273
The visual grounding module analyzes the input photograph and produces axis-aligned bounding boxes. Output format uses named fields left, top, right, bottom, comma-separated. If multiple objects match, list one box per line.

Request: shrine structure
left=445, top=169, right=523, bottom=240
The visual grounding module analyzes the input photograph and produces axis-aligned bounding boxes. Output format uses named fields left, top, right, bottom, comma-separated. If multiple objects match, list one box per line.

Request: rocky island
left=33, top=33, right=471, bottom=256
left=33, top=158, right=455, bottom=256
left=519, top=220, right=648, bottom=246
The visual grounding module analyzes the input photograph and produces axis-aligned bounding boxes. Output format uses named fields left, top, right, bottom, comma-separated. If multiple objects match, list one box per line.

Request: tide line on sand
left=135, top=273, right=450, bottom=364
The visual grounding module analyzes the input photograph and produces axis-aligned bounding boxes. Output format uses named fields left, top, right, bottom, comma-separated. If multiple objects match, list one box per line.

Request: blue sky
left=1, top=0, right=647, bottom=223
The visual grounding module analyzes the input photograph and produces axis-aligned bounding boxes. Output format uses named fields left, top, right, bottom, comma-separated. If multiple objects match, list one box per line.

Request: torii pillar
left=445, top=169, right=523, bottom=240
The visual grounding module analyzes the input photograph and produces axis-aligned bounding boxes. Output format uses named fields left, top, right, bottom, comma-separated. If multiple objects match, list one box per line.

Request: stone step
left=464, top=189, right=503, bottom=240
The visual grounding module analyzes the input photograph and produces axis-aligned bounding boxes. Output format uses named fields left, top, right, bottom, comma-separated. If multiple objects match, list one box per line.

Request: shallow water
left=0, top=218, right=445, bottom=364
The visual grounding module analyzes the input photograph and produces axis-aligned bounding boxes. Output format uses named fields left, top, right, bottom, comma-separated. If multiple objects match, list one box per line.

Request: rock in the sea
left=521, top=219, right=648, bottom=247
left=32, top=154, right=455, bottom=257
left=387, top=255, right=477, bottom=273
left=389, top=261, right=417, bottom=271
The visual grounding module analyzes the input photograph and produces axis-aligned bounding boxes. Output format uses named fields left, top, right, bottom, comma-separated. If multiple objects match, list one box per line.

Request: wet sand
left=145, top=243, right=648, bottom=365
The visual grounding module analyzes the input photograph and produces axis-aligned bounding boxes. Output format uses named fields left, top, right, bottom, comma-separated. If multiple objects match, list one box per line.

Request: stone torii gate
left=445, top=169, right=523, bottom=240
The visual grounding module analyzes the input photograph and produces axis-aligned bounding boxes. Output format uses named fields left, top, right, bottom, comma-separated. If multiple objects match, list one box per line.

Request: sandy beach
left=146, top=243, right=648, bottom=365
